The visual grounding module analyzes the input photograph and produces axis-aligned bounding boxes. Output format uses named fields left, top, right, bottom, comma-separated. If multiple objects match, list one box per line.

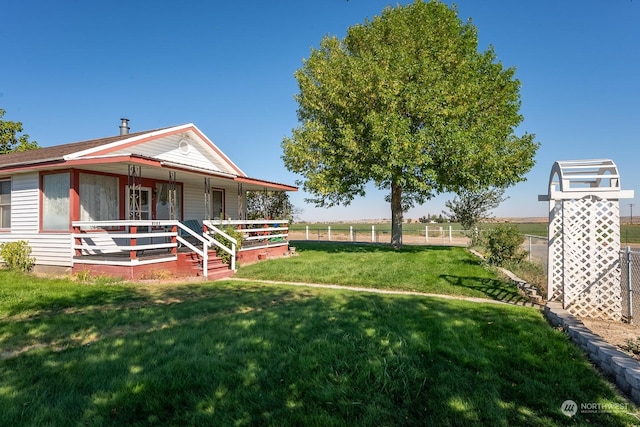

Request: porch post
left=168, top=171, right=177, bottom=220
left=171, top=223, right=177, bottom=255
left=263, top=187, right=268, bottom=219
left=204, top=177, right=211, bottom=220
left=130, top=225, right=137, bottom=261
left=237, top=183, right=244, bottom=220
left=73, top=225, right=82, bottom=256
left=128, top=165, right=142, bottom=220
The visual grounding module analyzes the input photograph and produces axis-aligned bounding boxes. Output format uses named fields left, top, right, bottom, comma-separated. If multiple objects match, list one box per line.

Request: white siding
left=225, top=189, right=239, bottom=220
left=0, top=234, right=73, bottom=267
left=182, top=181, right=240, bottom=220
left=0, top=172, right=73, bottom=267
left=109, top=137, right=238, bottom=175
left=183, top=182, right=207, bottom=220
left=11, top=172, right=39, bottom=233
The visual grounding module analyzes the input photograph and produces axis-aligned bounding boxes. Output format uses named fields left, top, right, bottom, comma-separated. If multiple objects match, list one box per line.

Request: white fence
left=293, top=225, right=469, bottom=245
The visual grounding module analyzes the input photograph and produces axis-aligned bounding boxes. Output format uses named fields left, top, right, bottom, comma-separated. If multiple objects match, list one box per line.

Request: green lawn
left=1, top=245, right=639, bottom=425
left=237, top=241, right=525, bottom=302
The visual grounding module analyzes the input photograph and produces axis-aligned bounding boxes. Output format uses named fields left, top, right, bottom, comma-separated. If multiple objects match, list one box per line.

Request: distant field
left=290, top=222, right=640, bottom=244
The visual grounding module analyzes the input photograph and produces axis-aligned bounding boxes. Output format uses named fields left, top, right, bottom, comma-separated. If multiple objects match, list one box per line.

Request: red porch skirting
left=72, top=243, right=291, bottom=281
left=237, top=243, right=290, bottom=265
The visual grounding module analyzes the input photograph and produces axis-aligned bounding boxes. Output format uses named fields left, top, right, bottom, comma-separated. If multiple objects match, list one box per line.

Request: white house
left=0, top=119, right=296, bottom=279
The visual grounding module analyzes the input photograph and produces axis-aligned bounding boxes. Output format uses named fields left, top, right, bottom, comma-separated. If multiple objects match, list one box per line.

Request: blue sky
left=1, top=0, right=638, bottom=221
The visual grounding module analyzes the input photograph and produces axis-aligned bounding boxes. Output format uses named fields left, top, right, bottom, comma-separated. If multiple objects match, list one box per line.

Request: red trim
left=70, top=170, right=80, bottom=224
left=0, top=155, right=161, bottom=174
left=119, top=179, right=126, bottom=220
left=158, top=163, right=236, bottom=181
left=2, top=160, right=67, bottom=174
left=81, top=125, right=245, bottom=176
left=234, top=176, right=298, bottom=191
left=65, top=156, right=161, bottom=168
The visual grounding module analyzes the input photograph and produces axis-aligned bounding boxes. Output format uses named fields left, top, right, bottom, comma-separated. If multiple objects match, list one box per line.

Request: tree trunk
left=390, top=183, right=403, bottom=249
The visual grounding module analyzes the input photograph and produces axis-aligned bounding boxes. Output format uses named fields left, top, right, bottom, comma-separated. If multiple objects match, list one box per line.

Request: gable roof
left=0, top=128, right=168, bottom=168
left=0, top=124, right=245, bottom=177
left=0, top=122, right=297, bottom=192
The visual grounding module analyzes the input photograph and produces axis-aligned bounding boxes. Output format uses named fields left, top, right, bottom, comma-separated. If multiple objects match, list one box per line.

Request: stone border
left=544, top=301, right=640, bottom=405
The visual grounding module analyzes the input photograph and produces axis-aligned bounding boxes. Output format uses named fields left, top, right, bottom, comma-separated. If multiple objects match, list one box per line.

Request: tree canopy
left=444, top=187, right=506, bottom=245
left=281, top=0, right=539, bottom=248
left=246, top=191, right=298, bottom=222
left=0, top=109, right=39, bottom=154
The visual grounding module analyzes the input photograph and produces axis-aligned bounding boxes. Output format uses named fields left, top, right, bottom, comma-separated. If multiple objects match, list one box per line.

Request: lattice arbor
left=539, top=159, right=634, bottom=320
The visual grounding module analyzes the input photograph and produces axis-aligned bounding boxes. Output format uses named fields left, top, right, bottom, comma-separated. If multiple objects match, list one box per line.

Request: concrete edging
left=544, top=301, right=640, bottom=405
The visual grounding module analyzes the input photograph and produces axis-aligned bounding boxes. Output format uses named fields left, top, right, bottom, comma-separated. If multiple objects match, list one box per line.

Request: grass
left=237, top=241, right=525, bottom=302
left=2, top=243, right=639, bottom=426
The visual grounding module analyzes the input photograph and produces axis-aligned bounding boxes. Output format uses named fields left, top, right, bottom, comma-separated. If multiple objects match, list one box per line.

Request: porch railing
left=204, top=220, right=289, bottom=251
left=71, top=220, right=220, bottom=277
left=71, top=219, right=288, bottom=275
left=202, top=221, right=237, bottom=271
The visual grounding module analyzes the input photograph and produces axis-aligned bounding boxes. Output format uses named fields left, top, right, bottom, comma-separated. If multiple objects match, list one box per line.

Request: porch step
left=177, top=250, right=234, bottom=280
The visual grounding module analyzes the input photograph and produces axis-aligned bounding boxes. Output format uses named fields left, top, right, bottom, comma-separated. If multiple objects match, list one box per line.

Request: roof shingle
left=0, top=127, right=169, bottom=168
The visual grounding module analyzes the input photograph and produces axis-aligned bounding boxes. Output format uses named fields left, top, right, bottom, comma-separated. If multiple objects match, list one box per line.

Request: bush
left=484, top=224, right=526, bottom=266
left=214, top=227, right=244, bottom=265
left=0, top=240, right=35, bottom=272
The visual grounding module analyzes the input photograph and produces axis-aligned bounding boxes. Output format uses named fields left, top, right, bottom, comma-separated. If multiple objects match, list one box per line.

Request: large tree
left=282, top=0, right=539, bottom=248
left=0, top=109, right=39, bottom=154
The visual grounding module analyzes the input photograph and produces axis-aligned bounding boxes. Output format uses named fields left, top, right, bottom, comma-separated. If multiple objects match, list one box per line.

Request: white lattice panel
left=541, top=159, right=634, bottom=321
left=548, top=201, right=564, bottom=301
left=561, top=198, right=621, bottom=320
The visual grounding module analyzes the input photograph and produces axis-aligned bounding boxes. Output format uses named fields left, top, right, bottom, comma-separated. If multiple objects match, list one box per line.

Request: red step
left=177, top=250, right=235, bottom=280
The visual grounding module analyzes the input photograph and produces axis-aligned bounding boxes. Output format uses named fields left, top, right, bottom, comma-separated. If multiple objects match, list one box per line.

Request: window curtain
left=155, top=183, right=182, bottom=220
left=0, top=180, right=11, bottom=228
left=80, top=173, right=118, bottom=222
left=43, top=173, right=70, bottom=230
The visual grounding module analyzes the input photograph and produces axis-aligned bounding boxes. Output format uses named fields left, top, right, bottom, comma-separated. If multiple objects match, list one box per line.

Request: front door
left=126, top=186, right=152, bottom=220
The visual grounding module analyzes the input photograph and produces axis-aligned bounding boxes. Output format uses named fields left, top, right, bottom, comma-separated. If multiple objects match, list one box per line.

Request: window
left=155, top=182, right=182, bottom=221
left=0, top=179, right=10, bottom=229
left=79, top=173, right=118, bottom=222
left=42, top=173, right=70, bottom=230
left=126, top=186, right=151, bottom=220
left=212, top=189, right=224, bottom=219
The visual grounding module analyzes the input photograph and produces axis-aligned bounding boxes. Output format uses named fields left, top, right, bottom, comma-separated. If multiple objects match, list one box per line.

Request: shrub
left=0, top=240, right=36, bottom=272
left=623, top=337, right=640, bottom=356
left=485, top=224, right=526, bottom=266
left=214, top=227, right=244, bottom=265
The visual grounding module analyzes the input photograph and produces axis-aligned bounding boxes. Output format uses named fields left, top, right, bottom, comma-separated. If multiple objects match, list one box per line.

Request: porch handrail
left=211, top=220, right=289, bottom=249
left=202, top=221, right=237, bottom=271
left=71, top=220, right=212, bottom=278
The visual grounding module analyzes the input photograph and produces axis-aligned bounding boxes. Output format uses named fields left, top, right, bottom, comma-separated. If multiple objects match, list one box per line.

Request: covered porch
left=71, top=218, right=291, bottom=280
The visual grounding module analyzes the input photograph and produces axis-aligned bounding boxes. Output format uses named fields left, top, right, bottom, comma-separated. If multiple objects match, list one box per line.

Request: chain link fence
left=621, top=247, right=640, bottom=323
left=521, top=234, right=548, bottom=265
